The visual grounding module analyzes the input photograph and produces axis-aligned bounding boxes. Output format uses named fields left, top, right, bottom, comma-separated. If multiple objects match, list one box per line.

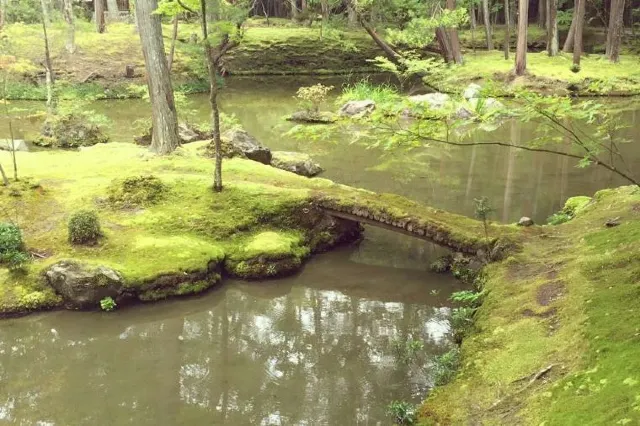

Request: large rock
left=44, top=261, right=124, bottom=309
left=0, top=139, right=28, bottom=152
left=463, top=83, right=482, bottom=100
left=338, top=100, right=375, bottom=117
left=408, top=93, right=451, bottom=109
left=221, top=129, right=272, bottom=164
left=178, top=123, right=209, bottom=143
left=517, top=217, right=535, bottom=227
left=271, top=151, right=323, bottom=177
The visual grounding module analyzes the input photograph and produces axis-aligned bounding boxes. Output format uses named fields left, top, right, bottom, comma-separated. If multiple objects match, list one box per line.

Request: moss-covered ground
left=420, top=185, right=640, bottom=425
left=0, top=141, right=505, bottom=316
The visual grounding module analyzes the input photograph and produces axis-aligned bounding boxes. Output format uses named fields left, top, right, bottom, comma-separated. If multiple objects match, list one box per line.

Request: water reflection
left=0, top=246, right=464, bottom=425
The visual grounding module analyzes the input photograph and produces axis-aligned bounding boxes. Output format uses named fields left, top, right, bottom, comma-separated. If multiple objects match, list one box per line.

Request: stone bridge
left=314, top=191, right=518, bottom=256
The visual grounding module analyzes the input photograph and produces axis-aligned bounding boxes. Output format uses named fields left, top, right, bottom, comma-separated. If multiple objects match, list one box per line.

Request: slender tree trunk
left=63, top=0, right=76, bottom=54
left=572, top=0, right=585, bottom=67
left=0, top=163, right=8, bottom=186
left=605, top=0, right=625, bottom=62
left=538, top=0, right=546, bottom=28
left=41, top=0, right=51, bottom=25
left=563, top=7, right=576, bottom=52
left=504, top=0, right=510, bottom=59
left=482, top=0, right=493, bottom=49
left=107, top=0, right=119, bottom=19
left=446, top=0, right=464, bottom=63
left=168, top=14, right=179, bottom=72
left=41, top=0, right=56, bottom=116
left=95, top=0, right=106, bottom=33
left=509, top=0, right=516, bottom=26
left=547, top=0, right=558, bottom=55
left=347, top=0, right=356, bottom=26
left=435, top=27, right=454, bottom=63
left=135, top=0, right=179, bottom=154
left=289, top=0, right=298, bottom=20
left=514, top=0, right=529, bottom=75
left=470, top=5, right=477, bottom=28
left=200, top=0, right=223, bottom=192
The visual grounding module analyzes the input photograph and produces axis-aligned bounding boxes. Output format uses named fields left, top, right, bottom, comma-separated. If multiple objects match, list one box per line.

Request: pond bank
left=420, top=185, right=640, bottom=425
left=0, top=142, right=516, bottom=317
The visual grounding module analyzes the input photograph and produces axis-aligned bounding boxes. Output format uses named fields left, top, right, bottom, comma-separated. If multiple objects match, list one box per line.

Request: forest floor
left=0, top=141, right=509, bottom=316
left=420, top=185, right=640, bottom=425
left=1, top=19, right=639, bottom=99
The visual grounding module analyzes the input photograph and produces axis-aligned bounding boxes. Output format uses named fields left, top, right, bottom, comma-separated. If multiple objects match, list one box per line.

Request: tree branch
left=176, top=0, right=197, bottom=14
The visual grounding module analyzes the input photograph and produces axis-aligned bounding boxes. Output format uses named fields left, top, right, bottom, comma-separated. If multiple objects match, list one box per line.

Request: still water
left=0, top=76, right=638, bottom=424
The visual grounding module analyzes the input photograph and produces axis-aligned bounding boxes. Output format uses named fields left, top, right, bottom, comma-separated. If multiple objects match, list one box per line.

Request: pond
left=0, top=76, right=638, bottom=424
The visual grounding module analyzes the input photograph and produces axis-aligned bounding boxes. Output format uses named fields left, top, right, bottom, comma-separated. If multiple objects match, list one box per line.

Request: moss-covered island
left=420, top=185, right=640, bottom=425
left=0, top=141, right=514, bottom=316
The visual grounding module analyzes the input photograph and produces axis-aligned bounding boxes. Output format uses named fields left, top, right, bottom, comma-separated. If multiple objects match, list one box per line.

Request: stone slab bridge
left=313, top=191, right=520, bottom=256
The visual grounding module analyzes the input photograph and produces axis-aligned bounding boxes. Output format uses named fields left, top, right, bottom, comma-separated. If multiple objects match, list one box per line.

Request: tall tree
left=446, top=0, right=464, bottom=63
left=107, top=0, right=120, bottom=19
left=482, top=0, right=493, bottom=49
left=96, top=0, right=106, bottom=33
left=514, top=0, right=528, bottom=75
left=63, top=0, right=76, bottom=54
left=572, top=0, right=585, bottom=68
left=538, top=0, right=546, bottom=27
left=135, top=0, right=180, bottom=154
left=503, top=0, right=510, bottom=59
left=547, top=0, right=558, bottom=55
left=41, top=0, right=55, bottom=115
left=562, top=8, right=576, bottom=52
left=605, top=0, right=626, bottom=62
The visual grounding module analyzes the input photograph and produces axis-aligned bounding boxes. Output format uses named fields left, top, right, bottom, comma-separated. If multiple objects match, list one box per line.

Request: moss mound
left=68, top=210, right=102, bottom=245
left=107, top=175, right=168, bottom=208
left=35, top=113, right=109, bottom=148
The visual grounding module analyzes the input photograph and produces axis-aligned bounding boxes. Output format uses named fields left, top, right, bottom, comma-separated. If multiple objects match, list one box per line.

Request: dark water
left=0, top=76, right=638, bottom=424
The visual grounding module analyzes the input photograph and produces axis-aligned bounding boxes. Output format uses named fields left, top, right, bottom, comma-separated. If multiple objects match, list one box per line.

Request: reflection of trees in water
left=0, top=288, right=451, bottom=424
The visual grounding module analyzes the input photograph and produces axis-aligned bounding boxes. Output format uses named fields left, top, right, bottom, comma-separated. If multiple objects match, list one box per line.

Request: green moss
left=420, top=186, right=640, bottom=425
left=563, top=195, right=592, bottom=216
left=139, top=278, right=219, bottom=302
left=107, top=175, right=168, bottom=208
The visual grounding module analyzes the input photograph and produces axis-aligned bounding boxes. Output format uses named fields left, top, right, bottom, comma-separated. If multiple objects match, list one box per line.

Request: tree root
left=489, top=364, right=556, bottom=411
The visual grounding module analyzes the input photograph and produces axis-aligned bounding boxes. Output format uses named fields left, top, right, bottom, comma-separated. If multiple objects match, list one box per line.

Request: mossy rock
left=107, top=175, right=168, bottom=208
left=225, top=231, right=310, bottom=279
left=286, top=111, right=337, bottom=124
left=34, top=113, right=109, bottom=148
left=563, top=195, right=592, bottom=216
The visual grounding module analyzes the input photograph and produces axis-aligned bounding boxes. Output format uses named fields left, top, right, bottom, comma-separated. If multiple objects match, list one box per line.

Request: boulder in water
left=220, top=129, right=272, bottom=164
left=286, top=111, right=337, bottom=124
left=0, top=139, right=28, bottom=152
left=463, top=83, right=482, bottom=100
left=271, top=151, right=323, bottom=177
left=44, top=261, right=124, bottom=309
left=338, top=100, right=375, bottom=117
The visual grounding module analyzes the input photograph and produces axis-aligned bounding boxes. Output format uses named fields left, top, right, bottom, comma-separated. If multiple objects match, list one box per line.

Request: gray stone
left=222, top=129, right=272, bottom=164
left=408, top=93, right=451, bottom=109
left=338, top=100, right=375, bottom=117
left=271, top=151, right=323, bottom=177
left=454, top=106, right=474, bottom=119
left=517, top=217, right=535, bottom=227
left=463, top=83, right=482, bottom=100
left=44, top=261, right=124, bottom=309
left=0, top=139, right=28, bottom=152
left=469, top=97, right=505, bottom=113
left=178, top=123, right=208, bottom=144
left=286, top=111, right=337, bottom=124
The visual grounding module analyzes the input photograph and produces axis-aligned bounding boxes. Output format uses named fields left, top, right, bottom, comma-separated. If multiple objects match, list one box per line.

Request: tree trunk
left=40, top=0, right=51, bottom=25
left=0, top=163, right=8, bottom=186
left=63, top=0, right=75, bottom=54
left=435, top=27, right=454, bottom=63
left=509, top=0, right=516, bottom=26
left=168, top=15, right=179, bottom=72
left=572, top=0, right=585, bottom=67
left=135, top=0, right=179, bottom=154
left=504, top=0, right=510, bottom=59
left=107, top=0, right=119, bottom=19
left=563, top=7, right=576, bottom=52
left=547, top=0, right=558, bottom=55
left=538, top=0, right=546, bottom=28
left=41, top=0, right=56, bottom=116
left=482, top=0, right=493, bottom=49
left=605, top=0, right=625, bottom=62
left=289, top=0, right=298, bottom=20
left=347, top=0, right=356, bottom=26
left=0, top=0, right=5, bottom=30
left=95, top=0, right=106, bottom=33
left=446, top=0, right=464, bottom=63
left=514, top=0, right=529, bottom=75
left=469, top=5, right=477, bottom=29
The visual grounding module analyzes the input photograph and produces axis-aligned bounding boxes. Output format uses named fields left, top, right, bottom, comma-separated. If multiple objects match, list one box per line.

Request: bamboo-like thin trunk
left=504, top=0, right=510, bottom=59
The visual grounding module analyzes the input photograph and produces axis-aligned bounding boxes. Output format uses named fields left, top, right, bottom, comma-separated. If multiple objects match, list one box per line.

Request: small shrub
left=451, top=306, right=476, bottom=342
left=337, top=80, right=400, bottom=105
left=295, top=84, right=334, bottom=114
left=450, top=290, right=485, bottom=308
left=387, top=401, right=417, bottom=425
left=107, top=175, right=167, bottom=208
left=0, top=223, right=29, bottom=270
left=433, top=347, right=461, bottom=386
left=474, top=196, right=494, bottom=240
left=547, top=211, right=572, bottom=225
left=393, top=338, right=425, bottom=365
left=100, top=296, right=117, bottom=312
left=68, top=211, right=102, bottom=245
left=35, top=113, right=109, bottom=148
left=429, top=255, right=452, bottom=273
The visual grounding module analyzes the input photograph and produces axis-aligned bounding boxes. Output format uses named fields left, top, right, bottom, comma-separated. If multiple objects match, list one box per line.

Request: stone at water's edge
left=286, top=111, right=337, bottom=124
left=408, top=93, right=451, bottom=109
left=338, top=100, right=375, bottom=117
left=0, top=139, right=28, bottom=152
left=463, top=83, right=482, bottom=100
left=44, top=261, right=124, bottom=310
left=271, top=151, right=323, bottom=177
left=469, top=97, right=505, bottom=112
left=221, top=129, right=272, bottom=164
